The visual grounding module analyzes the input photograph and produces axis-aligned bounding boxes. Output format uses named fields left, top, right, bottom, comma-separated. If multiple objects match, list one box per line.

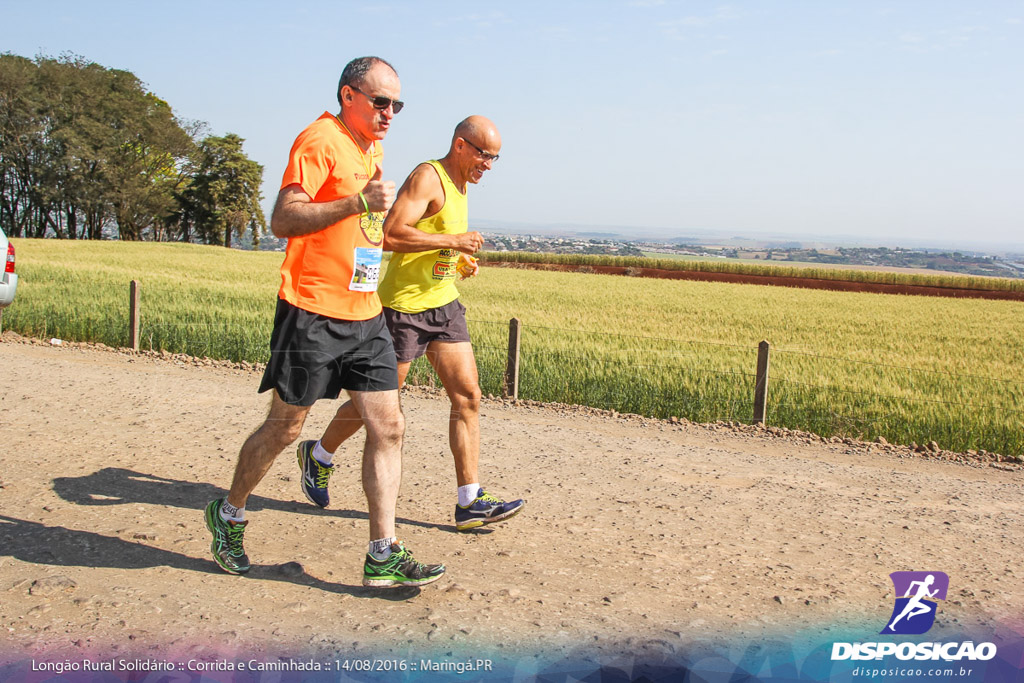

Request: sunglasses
left=349, top=85, right=404, bottom=114
left=463, top=138, right=500, bottom=162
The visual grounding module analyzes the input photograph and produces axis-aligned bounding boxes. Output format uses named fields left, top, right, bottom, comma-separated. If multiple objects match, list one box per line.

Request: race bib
left=349, top=247, right=383, bottom=292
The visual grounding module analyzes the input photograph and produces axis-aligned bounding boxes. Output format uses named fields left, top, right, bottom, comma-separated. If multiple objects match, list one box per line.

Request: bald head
left=442, top=115, right=501, bottom=187
left=451, top=116, right=501, bottom=152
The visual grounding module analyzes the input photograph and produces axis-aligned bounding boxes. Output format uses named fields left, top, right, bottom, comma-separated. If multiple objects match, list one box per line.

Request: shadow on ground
left=0, top=514, right=422, bottom=600
left=52, top=467, right=459, bottom=532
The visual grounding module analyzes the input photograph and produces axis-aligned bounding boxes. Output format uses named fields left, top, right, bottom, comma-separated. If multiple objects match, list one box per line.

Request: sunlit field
left=6, top=239, right=1022, bottom=455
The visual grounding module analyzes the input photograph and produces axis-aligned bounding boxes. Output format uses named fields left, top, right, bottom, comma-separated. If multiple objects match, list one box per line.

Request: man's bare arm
left=383, top=165, right=484, bottom=254
left=271, top=167, right=396, bottom=239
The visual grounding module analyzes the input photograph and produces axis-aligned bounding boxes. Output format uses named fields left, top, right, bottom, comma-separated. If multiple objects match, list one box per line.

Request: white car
left=0, top=226, right=17, bottom=308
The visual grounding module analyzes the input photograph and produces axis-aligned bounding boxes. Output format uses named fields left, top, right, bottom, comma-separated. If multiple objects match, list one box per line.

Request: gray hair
left=337, top=56, right=397, bottom=107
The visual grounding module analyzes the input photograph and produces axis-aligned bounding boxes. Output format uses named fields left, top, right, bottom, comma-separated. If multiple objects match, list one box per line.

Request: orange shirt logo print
left=360, top=211, right=384, bottom=246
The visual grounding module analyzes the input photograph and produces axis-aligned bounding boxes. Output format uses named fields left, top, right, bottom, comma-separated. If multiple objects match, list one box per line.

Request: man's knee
left=259, top=416, right=304, bottom=448
left=450, top=384, right=482, bottom=412
left=261, top=392, right=310, bottom=445
left=381, top=411, right=405, bottom=442
left=259, top=401, right=307, bottom=447
left=364, top=407, right=405, bottom=445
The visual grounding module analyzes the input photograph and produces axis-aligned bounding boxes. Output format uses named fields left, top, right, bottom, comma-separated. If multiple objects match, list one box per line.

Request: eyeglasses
left=462, top=138, right=499, bottom=162
left=349, top=85, right=404, bottom=114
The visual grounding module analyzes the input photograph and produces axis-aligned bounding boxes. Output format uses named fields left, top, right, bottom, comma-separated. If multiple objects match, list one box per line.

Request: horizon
left=469, top=219, right=1024, bottom=255
left=2, top=1, right=1021, bottom=251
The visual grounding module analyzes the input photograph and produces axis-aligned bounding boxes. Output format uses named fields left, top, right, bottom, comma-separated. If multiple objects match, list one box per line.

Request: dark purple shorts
left=383, top=299, right=471, bottom=363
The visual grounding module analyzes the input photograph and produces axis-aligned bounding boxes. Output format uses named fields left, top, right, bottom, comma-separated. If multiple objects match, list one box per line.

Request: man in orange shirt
left=204, top=56, right=445, bottom=588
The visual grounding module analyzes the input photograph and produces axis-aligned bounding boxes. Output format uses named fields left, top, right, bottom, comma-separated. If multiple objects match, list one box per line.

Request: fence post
left=129, top=280, right=140, bottom=351
left=503, top=317, right=521, bottom=400
left=753, top=340, right=770, bottom=424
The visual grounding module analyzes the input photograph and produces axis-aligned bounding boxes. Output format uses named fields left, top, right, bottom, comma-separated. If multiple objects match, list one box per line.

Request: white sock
left=458, top=484, right=481, bottom=507
left=369, top=537, right=397, bottom=560
left=220, top=500, right=245, bottom=523
left=312, top=440, right=334, bottom=466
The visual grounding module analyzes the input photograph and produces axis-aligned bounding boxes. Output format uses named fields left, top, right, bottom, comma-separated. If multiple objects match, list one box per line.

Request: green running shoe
left=362, top=542, right=446, bottom=587
left=204, top=498, right=250, bottom=575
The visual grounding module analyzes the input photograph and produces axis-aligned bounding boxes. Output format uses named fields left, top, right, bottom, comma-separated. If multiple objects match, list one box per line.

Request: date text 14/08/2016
left=339, top=658, right=494, bottom=674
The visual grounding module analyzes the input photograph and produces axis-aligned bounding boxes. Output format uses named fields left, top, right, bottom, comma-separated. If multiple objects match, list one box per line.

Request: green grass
left=4, top=240, right=281, bottom=361
left=454, top=266, right=1022, bottom=455
left=5, top=239, right=1022, bottom=456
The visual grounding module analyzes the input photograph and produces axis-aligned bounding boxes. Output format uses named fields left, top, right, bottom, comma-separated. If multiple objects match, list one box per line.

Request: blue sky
left=2, top=1, right=1022, bottom=249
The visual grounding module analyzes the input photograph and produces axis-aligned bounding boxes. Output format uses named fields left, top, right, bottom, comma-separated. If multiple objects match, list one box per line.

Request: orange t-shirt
left=277, top=112, right=386, bottom=321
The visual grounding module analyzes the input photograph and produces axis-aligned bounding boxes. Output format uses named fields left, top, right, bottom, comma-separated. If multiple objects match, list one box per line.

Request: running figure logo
left=881, top=571, right=949, bottom=635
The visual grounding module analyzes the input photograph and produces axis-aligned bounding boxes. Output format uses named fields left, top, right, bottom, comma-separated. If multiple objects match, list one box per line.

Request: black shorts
left=258, top=299, right=399, bottom=406
left=383, top=299, right=471, bottom=363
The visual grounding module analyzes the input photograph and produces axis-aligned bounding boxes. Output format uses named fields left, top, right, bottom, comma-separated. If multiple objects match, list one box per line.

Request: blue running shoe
left=455, top=489, right=525, bottom=531
left=297, top=439, right=332, bottom=508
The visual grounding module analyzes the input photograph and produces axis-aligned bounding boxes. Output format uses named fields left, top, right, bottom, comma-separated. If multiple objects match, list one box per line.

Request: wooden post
left=753, top=340, right=770, bottom=424
left=503, top=317, right=521, bottom=399
left=129, top=280, right=140, bottom=351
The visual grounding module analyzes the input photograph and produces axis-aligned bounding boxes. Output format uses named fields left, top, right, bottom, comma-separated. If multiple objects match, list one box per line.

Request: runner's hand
left=455, top=231, right=484, bottom=254
left=362, top=165, right=395, bottom=212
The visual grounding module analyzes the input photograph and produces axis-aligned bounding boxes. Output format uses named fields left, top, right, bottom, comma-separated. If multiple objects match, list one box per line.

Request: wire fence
left=6, top=297, right=1021, bottom=456
left=439, top=317, right=1021, bottom=456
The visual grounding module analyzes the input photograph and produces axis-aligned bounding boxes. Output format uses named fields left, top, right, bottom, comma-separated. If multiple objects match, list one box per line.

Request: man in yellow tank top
left=296, top=116, right=525, bottom=532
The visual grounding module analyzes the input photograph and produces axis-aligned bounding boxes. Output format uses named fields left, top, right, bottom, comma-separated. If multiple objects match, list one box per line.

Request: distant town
left=481, top=234, right=1024, bottom=279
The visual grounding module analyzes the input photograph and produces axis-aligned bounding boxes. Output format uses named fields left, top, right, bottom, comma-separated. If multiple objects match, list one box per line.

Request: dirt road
left=1, top=336, right=1021, bottom=669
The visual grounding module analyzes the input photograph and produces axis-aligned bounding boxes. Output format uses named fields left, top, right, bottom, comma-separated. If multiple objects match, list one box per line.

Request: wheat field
left=5, top=239, right=1021, bottom=455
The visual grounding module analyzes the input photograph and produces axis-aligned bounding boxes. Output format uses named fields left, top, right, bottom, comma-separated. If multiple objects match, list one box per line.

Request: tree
left=35, top=55, right=121, bottom=239
left=91, top=67, right=194, bottom=240
left=0, top=53, right=195, bottom=240
left=174, top=134, right=265, bottom=248
left=0, top=53, right=49, bottom=238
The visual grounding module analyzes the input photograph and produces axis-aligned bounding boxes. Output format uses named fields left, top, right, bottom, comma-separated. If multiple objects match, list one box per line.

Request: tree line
left=0, top=53, right=265, bottom=246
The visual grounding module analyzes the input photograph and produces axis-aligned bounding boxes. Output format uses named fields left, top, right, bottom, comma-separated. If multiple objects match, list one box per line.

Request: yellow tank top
left=378, top=160, right=468, bottom=313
